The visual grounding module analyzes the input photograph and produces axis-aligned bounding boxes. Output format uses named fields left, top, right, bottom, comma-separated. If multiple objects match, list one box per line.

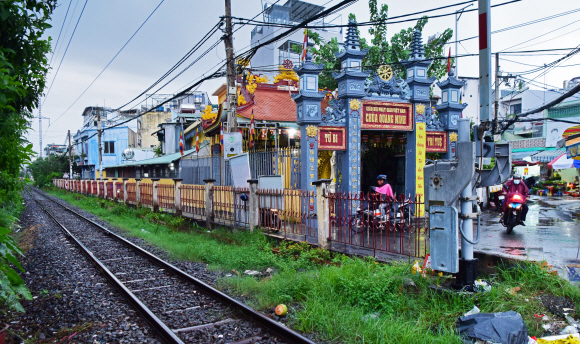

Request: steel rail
left=29, top=187, right=316, bottom=344
left=26, top=188, right=184, bottom=344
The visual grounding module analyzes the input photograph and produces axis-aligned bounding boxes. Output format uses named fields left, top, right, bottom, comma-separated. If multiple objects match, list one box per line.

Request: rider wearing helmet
left=374, top=174, right=394, bottom=199
left=502, top=173, right=529, bottom=225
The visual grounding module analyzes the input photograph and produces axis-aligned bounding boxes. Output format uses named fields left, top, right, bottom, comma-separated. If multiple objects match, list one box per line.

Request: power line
left=114, top=20, right=223, bottom=111
left=43, top=0, right=89, bottom=106
left=500, top=57, right=580, bottom=69
left=232, top=0, right=520, bottom=29
left=51, top=0, right=165, bottom=127
left=450, top=7, right=580, bottom=44
left=500, top=19, right=580, bottom=52
left=48, top=0, right=73, bottom=67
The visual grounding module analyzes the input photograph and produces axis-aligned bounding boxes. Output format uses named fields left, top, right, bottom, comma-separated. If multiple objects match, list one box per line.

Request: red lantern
left=362, top=135, right=368, bottom=143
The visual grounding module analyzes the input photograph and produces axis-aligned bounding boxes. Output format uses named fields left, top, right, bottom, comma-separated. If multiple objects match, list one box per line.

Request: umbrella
left=548, top=153, right=580, bottom=169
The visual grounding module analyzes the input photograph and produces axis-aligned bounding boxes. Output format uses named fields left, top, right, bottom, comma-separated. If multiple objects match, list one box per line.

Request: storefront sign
left=361, top=101, right=413, bottom=130
left=426, top=131, right=448, bottom=153
left=318, top=126, right=346, bottom=150
left=416, top=123, right=426, bottom=217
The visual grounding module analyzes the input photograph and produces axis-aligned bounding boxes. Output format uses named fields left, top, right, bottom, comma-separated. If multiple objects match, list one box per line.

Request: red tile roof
left=237, top=85, right=332, bottom=122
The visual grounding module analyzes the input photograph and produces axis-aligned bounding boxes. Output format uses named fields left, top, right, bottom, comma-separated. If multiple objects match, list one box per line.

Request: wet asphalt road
left=478, top=195, right=580, bottom=280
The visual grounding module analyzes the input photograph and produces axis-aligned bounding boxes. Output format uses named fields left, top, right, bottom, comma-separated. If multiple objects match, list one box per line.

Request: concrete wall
left=138, top=111, right=172, bottom=148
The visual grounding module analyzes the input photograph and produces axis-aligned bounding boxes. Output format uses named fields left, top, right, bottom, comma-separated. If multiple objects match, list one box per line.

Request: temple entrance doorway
left=361, top=132, right=407, bottom=196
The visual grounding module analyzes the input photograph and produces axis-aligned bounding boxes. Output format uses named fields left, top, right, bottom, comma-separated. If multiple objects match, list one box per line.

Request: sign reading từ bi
left=318, top=126, right=346, bottom=150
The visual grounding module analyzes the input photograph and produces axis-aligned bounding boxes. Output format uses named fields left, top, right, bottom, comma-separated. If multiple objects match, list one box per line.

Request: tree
left=303, top=0, right=453, bottom=90
left=0, top=0, right=56, bottom=313
left=29, top=154, right=78, bottom=187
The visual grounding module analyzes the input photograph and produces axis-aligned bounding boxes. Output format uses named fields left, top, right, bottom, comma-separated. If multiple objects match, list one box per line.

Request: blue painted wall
left=74, top=126, right=134, bottom=178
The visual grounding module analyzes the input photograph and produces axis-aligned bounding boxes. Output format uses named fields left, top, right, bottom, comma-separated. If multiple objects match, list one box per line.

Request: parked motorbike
left=501, top=193, right=526, bottom=234
left=349, top=197, right=412, bottom=233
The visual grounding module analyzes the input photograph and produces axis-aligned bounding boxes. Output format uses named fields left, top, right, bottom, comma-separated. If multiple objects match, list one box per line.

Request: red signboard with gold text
left=318, top=126, right=346, bottom=150
left=426, top=131, right=448, bottom=153
left=361, top=100, right=413, bottom=131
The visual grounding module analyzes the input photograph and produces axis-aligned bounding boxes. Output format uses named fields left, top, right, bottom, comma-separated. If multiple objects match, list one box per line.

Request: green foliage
left=0, top=0, right=56, bottom=314
left=29, top=154, right=76, bottom=187
left=153, top=145, right=162, bottom=157
left=306, top=0, right=453, bottom=90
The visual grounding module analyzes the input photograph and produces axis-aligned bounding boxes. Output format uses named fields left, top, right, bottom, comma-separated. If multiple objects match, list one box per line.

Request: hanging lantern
left=374, top=136, right=381, bottom=143
left=362, top=135, right=368, bottom=143
left=386, top=135, right=393, bottom=147
left=261, top=128, right=267, bottom=139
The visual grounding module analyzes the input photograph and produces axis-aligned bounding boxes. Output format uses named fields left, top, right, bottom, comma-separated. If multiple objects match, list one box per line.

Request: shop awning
left=511, top=150, right=540, bottom=161
left=548, top=153, right=580, bottom=169
left=530, top=148, right=566, bottom=162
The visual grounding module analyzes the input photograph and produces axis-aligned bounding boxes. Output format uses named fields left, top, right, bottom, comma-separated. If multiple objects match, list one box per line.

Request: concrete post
left=313, top=179, right=331, bottom=249
left=173, top=179, right=183, bottom=216
left=122, top=178, right=128, bottom=204
left=203, top=179, right=215, bottom=230
left=96, top=179, right=101, bottom=198
left=135, top=178, right=142, bottom=206
left=248, top=179, right=259, bottom=232
left=103, top=180, right=108, bottom=199
left=152, top=178, right=160, bottom=212
left=112, top=180, right=117, bottom=200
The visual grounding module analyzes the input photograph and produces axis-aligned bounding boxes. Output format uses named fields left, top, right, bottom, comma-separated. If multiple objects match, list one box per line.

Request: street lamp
left=455, top=4, right=473, bottom=76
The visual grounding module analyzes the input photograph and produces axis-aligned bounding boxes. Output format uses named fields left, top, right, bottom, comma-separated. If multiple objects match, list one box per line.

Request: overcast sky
left=28, top=0, right=580, bottom=155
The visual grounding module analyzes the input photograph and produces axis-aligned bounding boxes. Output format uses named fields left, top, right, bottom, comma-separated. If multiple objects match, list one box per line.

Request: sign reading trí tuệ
left=426, top=131, right=448, bottom=153
left=361, top=101, right=413, bottom=131
left=318, top=126, right=346, bottom=150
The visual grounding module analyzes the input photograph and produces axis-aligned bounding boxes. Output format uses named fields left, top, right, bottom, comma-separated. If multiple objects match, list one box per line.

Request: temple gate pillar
left=400, top=30, right=436, bottom=213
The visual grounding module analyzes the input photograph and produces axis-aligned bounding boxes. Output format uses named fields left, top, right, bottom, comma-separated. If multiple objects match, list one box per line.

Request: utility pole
left=68, top=130, right=73, bottom=180
left=36, top=99, right=50, bottom=158
left=494, top=53, right=500, bottom=135
left=225, top=0, right=238, bottom=133
left=97, top=107, right=103, bottom=180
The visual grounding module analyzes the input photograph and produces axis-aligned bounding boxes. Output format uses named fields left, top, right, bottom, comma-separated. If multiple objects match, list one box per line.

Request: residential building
left=250, top=0, right=343, bottom=71
left=43, top=143, right=67, bottom=156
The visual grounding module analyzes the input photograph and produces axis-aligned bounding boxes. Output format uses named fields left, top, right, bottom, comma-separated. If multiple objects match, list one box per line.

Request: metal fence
left=328, top=192, right=428, bottom=258
left=249, top=149, right=301, bottom=189
left=257, top=189, right=317, bottom=243
left=126, top=182, right=136, bottom=203
left=141, top=183, right=153, bottom=206
left=211, top=186, right=249, bottom=228
left=157, top=184, right=175, bottom=211
left=180, top=184, right=205, bottom=219
left=92, top=181, right=97, bottom=195
left=106, top=182, right=114, bottom=198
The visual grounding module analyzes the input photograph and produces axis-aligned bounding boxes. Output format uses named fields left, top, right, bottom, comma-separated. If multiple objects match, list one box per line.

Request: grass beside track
left=46, top=187, right=580, bottom=343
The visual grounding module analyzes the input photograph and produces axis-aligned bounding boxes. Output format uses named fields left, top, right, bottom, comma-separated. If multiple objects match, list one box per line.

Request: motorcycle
left=349, top=196, right=412, bottom=233
left=501, top=193, right=526, bottom=234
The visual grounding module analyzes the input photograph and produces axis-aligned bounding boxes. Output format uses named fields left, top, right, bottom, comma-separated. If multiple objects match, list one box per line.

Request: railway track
left=27, top=187, right=315, bottom=344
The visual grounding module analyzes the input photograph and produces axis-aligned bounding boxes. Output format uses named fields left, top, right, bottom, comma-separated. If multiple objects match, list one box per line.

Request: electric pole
left=97, top=107, right=103, bottom=180
left=68, top=130, right=73, bottom=180
left=494, top=53, right=500, bottom=135
left=36, top=99, right=50, bottom=158
left=225, top=0, right=238, bottom=133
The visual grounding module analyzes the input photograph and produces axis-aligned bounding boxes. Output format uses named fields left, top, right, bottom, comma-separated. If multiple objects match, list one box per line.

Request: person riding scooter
left=370, top=175, right=394, bottom=217
left=502, top=173, right=529, bottom=226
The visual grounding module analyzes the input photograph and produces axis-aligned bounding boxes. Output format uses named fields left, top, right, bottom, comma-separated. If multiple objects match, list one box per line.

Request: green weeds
left=47, top=187, right=580, bottom=343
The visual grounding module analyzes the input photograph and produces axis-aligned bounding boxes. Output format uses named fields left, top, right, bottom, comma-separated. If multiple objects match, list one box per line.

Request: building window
left=417, top=68, right=426, bottom=77
left=350, top=60, right=360, bottom=70
left=407, top=69, right=414, bottom=78
left=306, top=76, right=316, bottom=90
left=104, top=141, right=115, bottom=154
left=510, top=104, right=522, bottom=115
left=442, top=91, right=448, bottom=103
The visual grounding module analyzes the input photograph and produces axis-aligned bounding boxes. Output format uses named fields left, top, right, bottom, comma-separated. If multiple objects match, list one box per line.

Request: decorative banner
left=426, top=131, right=448, bottom=153
left=567, top=142, right=580, bottom=160
left=318, top=126, right=346, bottom=150
left=361, top=100, right=413, bottom=130
left=416, top=123, right=426, bottom=217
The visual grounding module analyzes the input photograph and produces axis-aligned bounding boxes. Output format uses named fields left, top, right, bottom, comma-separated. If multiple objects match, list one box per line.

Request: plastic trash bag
left=457, top=311, right=529, bottom=344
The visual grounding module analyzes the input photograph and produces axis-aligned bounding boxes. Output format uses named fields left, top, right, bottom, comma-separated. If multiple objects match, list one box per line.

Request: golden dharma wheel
left=378, top=64, right=393, bottom=81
